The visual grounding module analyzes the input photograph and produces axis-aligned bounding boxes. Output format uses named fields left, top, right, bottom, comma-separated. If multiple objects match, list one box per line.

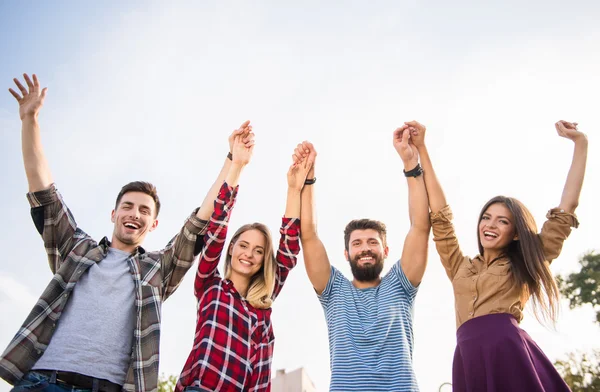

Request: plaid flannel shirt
left=0, top=184, right=208, bottom=391
left=176, top=182, right=300, bottom=392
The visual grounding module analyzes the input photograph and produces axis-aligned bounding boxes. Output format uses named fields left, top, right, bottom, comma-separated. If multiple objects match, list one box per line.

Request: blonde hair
left=224, top=223, right=276, bottom=309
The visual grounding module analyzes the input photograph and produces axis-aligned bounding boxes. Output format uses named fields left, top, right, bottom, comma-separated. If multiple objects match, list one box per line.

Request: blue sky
left=1, top=1, right=599, bottom=391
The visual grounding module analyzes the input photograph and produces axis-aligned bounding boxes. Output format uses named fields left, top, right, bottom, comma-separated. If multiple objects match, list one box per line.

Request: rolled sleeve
left=539, top=208, right=580, bottom=263
left=26, top=184, right=60, bottom=208
left=430, top=205, right=466, bottom=279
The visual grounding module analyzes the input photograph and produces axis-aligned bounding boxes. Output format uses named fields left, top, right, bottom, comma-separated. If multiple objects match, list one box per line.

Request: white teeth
left=239, top=260, right=252, bottom=266
left=484, top=231, right=498, bottom=238
left=125, top=223, right=139, bottom=229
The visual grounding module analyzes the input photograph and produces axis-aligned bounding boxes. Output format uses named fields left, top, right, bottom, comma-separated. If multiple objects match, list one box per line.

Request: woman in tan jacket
left=405, top=119, right=587, bottom=392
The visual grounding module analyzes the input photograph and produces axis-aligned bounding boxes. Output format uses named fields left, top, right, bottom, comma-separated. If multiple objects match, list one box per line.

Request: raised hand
left=292, top=141, right=317, bottom=171
left=288, top=142, right=316, bottom=191
left=229, top=120, right=254, bottom=154
left=556, top=120, right=586, bottom=143
left=231, top=133, right=254, bottom=166
left=405, top=120, right=426, bottom=149
left=9, top=74, right=47, bottom=120
left=393, top=126, right=418, bottom=168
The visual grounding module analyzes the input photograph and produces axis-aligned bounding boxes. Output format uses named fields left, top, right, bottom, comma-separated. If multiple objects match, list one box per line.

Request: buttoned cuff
left=546, top=208, right=579, bottom=229
left=430, top=205, right=453, bottom=223
left=26, top=184, right=59, bottom=208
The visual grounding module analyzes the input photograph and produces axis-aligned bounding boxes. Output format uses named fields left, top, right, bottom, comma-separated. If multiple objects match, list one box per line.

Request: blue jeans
left=11, top=371, right=92, bottom=392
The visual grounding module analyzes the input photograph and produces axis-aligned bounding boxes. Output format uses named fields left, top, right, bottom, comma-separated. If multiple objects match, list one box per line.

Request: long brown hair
left=224, top=223, right=276, bottom=309
left=477, top=196, right=559, bottom=323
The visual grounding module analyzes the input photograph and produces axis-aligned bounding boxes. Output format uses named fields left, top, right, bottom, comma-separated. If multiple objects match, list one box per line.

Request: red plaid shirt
left=176, top=182, right=300, bottom=392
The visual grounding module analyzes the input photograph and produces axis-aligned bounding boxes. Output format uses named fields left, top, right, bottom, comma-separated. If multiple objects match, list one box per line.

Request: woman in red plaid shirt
left=176, top=121, right=313, bottom=392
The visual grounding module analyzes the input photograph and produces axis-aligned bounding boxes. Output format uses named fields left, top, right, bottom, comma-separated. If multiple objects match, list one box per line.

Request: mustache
left=355, top=251, right=377, bottom=260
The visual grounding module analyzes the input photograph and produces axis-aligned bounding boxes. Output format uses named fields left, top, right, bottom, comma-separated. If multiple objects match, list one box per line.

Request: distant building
left=271, top=367, right=317, bottom=392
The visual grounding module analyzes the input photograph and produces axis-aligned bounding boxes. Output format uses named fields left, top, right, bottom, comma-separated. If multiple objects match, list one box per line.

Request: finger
left=14, top=78, right=27, bottom=95
left=33, top=74, right=40, bottom=90
left=23, top=74, right=34, bottom=92
left=243, top=132, right=255, bottom=144
left=40, top=87, right=48, bottom=100
left=393, top=127, right=404, bottom=139
left=306, top=151, right=316, bottom=169
left=245, top=141, right=255, bottom=149
left=401, top=128, right=410, bottom=145
left=239, top=120, right=250, bottom=129
left=8, top=88, right=23, bottom=101
left=292, top=154, right=300, bottom=164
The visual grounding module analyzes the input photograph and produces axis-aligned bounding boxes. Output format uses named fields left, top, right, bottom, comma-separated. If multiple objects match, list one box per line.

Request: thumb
left=401, top=128, right=410, bottom=145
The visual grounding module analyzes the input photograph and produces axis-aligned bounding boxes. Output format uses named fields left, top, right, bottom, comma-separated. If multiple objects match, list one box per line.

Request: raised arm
left=555, top=120, right=587, bottom=214
left=9, top=73, right=53, bottom=192
left=271, top=155, right=312, bottom=299
left=196, top=121, right=254, bottom=220
left=393, top=125, right=430, bottom=287
left=409, top=121, right=466, bottom=279
left=161, top=122, right=254, bottom=298
left=193, top=133, right=254, bottom=297
left=293, top=142, right=331, bottom=295
left=536, top=121, right=587, bottom=262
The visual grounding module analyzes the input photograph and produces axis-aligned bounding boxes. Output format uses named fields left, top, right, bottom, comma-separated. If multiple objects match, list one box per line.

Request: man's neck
left=110, top=236, right=137, bottom=254
left=352, top=277, right=381, bottom=289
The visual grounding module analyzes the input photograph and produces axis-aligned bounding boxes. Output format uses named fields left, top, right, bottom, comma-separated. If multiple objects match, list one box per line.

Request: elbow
left=411, top=217, right=431, bottom=233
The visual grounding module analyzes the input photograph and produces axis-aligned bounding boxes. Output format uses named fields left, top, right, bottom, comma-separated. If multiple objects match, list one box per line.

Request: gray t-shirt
left=33, top=247, right=135, bottom=385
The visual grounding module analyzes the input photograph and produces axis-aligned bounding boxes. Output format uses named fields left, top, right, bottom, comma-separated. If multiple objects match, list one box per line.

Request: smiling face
left=344, top=228, right=389, bottom=282
left=478, top=202, right=518, bottom=256
left=111, top=191, right=158, bottom=252
left=228, top=229, right=267, bottom=279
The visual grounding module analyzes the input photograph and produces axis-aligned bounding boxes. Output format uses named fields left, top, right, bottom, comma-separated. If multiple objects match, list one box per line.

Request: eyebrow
left=238, top=240, right=265, bottom=250
left=121, top=201, right=152, bottom=212
left=483, top=213, right=512, bottom=221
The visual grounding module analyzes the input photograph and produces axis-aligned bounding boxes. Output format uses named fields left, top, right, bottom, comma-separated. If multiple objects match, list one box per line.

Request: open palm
left=9, top=74, right=47, bottom=120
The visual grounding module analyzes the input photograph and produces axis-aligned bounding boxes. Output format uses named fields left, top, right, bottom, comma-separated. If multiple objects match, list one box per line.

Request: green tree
left=554, top=350, right=600, bottom=391
left=554, top=251, right=600, bottom=390
left=158, top=373, right=177, bottom=392
left=557, top=252, right=600, bottom=324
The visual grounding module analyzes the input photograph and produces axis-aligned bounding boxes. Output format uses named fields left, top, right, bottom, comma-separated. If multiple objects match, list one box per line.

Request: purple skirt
left=452, top=313, right=570, bottom=392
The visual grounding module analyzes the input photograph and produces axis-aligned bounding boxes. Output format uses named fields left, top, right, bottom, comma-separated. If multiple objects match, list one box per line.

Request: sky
left=1, top=1, right=599, bottom=391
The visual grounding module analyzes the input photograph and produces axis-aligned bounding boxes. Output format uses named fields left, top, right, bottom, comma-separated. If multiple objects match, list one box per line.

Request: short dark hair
left=115, top=181, right=161, bottom=217
left=344, top=219, right=387, bottom=251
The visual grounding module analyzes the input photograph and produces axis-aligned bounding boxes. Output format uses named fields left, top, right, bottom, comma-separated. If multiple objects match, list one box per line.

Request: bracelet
left=304, top=177, right=317, bottom=185
left=403, top=163, right=423, bottom=178
left=227, top=152, right=233, bottom=160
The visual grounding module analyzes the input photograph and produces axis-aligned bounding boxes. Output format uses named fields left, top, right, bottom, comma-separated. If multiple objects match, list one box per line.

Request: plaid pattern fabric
left=0, top=184, right=208, bottom=392
left=176, top=182, right=300, bottom=392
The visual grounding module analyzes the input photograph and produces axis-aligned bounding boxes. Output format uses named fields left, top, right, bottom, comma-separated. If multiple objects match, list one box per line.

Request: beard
left=349, top=251, right=384, bottom=282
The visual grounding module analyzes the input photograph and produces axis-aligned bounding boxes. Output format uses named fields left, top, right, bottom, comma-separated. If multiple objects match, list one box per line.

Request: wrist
left=403, top=162, right=423, bottom=178
left=21, top=113, right=39, bottom=122
left=287, top=186, right=302, bottom=194
left=573, top=134, right=588, bottom=145
left=403, top=159, right=419, bottom=171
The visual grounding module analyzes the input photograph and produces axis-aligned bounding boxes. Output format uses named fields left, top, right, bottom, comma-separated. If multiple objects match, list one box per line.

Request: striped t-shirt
left=318, top=261, right=419, bottom=392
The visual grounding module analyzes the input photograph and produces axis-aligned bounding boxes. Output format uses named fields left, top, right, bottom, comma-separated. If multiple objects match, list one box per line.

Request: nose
left=130, top=208, right=141, bottom=220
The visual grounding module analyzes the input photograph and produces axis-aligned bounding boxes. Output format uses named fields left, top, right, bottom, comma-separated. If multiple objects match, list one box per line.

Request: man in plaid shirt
left=0, top=74, right=251, bottom=392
